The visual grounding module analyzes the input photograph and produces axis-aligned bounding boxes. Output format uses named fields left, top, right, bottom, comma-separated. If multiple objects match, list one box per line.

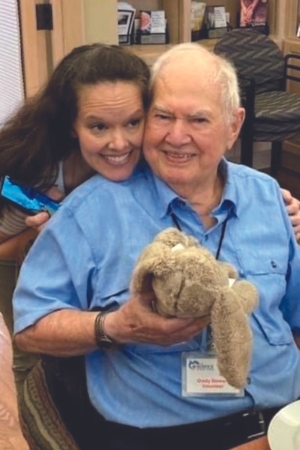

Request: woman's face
left=73, top=81, right=145, bottom=181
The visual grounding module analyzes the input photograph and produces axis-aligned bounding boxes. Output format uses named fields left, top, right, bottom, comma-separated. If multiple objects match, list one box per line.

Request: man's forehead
left=153, top=68, right=218, bottom=100
left=160, top=52, right=214, bottom=74
left=155, top=56, right=216, bottom=91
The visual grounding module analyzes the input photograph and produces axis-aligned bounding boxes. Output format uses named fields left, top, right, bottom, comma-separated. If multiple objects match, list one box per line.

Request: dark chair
left=214, top=28, right=300, bottom=176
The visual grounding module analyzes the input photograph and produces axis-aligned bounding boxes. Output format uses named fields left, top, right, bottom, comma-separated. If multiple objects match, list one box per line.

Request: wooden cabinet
left=93, top=1, right=278, bottom=63
left=19, top=0, right=283, bottom=94
left=83, top=0, right=278, bottom=66
left=87, top=0, right=192, bottom=65
left=82, top=0, right=190, bottom=46
left=93, top=0, right=279, bottom=44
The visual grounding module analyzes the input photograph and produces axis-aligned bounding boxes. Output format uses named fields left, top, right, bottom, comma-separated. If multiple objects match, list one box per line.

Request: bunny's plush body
left=131, top=228, right=259, bottom=389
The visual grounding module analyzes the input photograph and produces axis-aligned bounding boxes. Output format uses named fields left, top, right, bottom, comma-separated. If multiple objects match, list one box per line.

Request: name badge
left=182, top=352, right=244, bottom=397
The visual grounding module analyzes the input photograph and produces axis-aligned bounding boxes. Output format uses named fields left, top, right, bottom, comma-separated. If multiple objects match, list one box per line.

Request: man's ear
left=227, top=107, right=245, bottom=151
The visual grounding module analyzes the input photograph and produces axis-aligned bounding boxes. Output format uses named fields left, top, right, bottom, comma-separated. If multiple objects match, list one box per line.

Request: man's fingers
left=111, top=295, right=211, bottom=346
left=158, top=316, right=211, bottom=346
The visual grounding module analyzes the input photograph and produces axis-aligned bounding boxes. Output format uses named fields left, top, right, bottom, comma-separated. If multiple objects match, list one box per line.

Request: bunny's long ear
left=130, top=243, right=172, bottom=295
left=211, top=289, right=252, bottom=389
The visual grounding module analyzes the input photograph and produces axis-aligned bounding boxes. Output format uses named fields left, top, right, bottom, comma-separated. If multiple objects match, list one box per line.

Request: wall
left=83, top=0, right=118, bottom=44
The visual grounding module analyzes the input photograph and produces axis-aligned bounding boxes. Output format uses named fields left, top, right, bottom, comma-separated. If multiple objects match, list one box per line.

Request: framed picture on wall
left=118, top=9, right=135, bottom=45
left=204, top=5, right=228, bottom=39
left=136, top=10, right=167, bottom=44
left=205, top=5, right=227, bottom=29
left=240, top=0, right=268, bottom=28
left=191, top=2, right=206, bottom=41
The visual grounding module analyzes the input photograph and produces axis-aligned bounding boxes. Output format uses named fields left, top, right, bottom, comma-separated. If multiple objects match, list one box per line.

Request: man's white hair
left=150, top=43, right=241, bottom=121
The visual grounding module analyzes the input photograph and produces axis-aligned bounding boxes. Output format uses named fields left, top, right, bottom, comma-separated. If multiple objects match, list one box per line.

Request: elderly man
left=13, top=44, right=300, bottom=450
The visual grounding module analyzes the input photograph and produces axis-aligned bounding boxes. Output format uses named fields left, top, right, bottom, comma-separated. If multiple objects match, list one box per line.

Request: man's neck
left=172, top=173, right=223, bottom=229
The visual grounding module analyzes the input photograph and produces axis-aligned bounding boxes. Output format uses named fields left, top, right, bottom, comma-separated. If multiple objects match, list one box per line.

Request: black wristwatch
left=94, top=311, right=118, bottom=350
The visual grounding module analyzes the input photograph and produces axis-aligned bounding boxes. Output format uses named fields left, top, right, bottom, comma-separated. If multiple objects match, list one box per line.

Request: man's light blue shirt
left=13, top=160, right=300, bottom=427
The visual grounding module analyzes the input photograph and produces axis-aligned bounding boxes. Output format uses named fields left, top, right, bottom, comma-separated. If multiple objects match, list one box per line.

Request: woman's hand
left=281, top=188, right=300, bottom=243
left=25, top=186, right=64, bottom=233
left=25, top=211, right=51, bottom=232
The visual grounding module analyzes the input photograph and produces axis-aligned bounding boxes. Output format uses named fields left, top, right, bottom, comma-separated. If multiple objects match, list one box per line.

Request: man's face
left=143, top=62, right=243, bottom=193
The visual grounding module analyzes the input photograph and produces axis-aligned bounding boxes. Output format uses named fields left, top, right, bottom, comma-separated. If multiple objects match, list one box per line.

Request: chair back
left=214, top=28, right=285, bottom=94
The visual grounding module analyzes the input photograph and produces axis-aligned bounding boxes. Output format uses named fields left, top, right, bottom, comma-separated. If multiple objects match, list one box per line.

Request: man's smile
left=162, top=150, right=196, bottom=161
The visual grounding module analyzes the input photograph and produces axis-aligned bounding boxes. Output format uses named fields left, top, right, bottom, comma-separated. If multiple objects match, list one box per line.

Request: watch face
left=99, top=337, right=116, bottom=350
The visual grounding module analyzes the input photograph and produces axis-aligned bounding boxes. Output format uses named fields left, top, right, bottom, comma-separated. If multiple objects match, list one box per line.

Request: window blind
left=0, top=0, right=24, bottom=127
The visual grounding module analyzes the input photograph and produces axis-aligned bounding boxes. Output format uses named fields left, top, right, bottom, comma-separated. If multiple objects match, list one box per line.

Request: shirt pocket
left=235, top=248, right=287, bottom=277
left=236, top=249, right=292, bottom=346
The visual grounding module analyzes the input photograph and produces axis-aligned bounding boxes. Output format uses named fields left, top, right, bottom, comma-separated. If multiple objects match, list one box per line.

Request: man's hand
left=281, top=188, right=300, bottom=243
left=15, top=296, right=210, bottom=356
left=105, top=293, right=210, bottom=347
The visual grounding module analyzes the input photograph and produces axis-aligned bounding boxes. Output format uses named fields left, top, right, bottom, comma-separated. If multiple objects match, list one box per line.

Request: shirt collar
left=214, top=158, right=238, bottom=219
left=145, top=158, right=238, bottom=220
left=144, top=165, right=179, bottom=219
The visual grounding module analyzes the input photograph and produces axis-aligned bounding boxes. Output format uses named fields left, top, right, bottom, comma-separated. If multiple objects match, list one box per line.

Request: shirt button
left=178, top=199, right=186, bottom=206
left=204, top=235, right=208, bottom=241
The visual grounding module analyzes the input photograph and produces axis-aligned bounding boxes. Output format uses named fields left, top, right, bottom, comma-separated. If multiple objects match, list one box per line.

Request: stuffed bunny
left=130, top=228, right=259, bottom=389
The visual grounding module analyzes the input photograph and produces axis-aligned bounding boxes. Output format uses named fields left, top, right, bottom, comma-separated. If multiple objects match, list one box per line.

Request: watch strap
left=94, top=311, right=117, bottom=350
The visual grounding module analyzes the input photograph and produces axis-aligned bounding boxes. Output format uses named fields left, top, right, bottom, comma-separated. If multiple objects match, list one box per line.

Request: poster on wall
left=117, top=2, right=136, bottom=45
left=204, top=5, right=228, bottom=39
left=118, top=9, right=135, bottom=44
left=240, top=0, right=268, bottom=27
left=190, top=2, right=206, bottom=41
left=137, top=10, right=167, bottom=44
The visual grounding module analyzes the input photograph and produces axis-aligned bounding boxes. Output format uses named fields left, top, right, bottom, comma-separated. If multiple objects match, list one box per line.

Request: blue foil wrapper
left=1, top=176, right=61, bottom=216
